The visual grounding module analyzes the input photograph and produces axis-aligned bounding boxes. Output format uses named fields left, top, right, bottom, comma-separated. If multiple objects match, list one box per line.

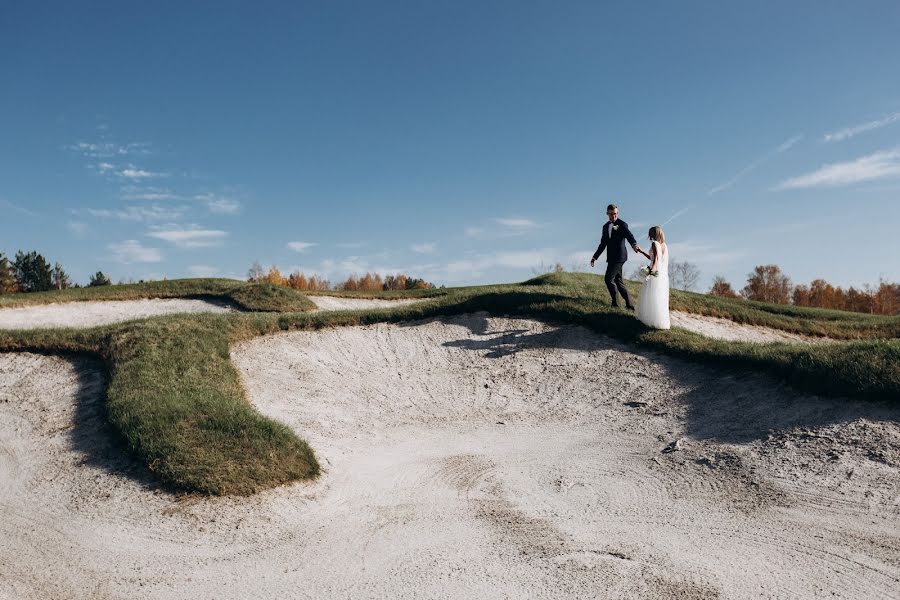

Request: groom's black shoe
left=625, top=305, right=635, bottom=311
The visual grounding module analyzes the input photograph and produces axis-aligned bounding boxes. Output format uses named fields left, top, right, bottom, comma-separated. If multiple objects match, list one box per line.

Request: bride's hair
left=648, top=226, right=665, bottom=243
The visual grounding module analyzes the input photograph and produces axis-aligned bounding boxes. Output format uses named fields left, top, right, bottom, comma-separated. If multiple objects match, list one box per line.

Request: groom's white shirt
left=607, top=221, right=614, bottom=237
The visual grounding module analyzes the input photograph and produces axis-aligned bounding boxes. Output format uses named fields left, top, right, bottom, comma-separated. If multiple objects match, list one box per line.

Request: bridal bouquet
left=640, top=266, right=658, bottom=280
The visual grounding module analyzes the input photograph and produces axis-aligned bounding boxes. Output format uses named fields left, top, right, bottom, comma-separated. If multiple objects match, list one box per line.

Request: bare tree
left=741, top=264, right=791, bottom=304
left=51, top=262, right=71, bottom=290
left=247, top=261, right=264, bottom=282
left=669, top=260, right=701, bottom=291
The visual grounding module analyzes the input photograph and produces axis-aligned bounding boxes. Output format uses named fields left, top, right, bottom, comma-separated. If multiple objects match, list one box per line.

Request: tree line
left=708, top=264, right=898, bottom=315
left=0, top=250, right=111, bottom=294
left=247, top=262, right=435, bottom=291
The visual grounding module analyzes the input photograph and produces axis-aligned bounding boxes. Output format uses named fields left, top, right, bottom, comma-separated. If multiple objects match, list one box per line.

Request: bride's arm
left=648, top=243, right=658, bottom=272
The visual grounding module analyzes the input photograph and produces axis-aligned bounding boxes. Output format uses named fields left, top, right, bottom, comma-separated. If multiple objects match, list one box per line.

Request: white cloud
left=824, top=111, right=900, bottom=142
left=67, top=221, right=88, bottom=238
left=0, top=198, right=39, bottom=217
left=147, top=226, right=228, bottom=248
left=287, top=241, right=317, bottom=252
left=69, top=141, right=151, bottom=158
left=411, top=243, right=436, bottom=253
left=709, top=135, right=802, bottom=195
left=97, top=162, right=116, bottom=173
left=774, top=149, right=900, bottom=190
left=195, top=193, right=241, bottom=214
left=466, top=217, right=543, bottom=239
left=119, top=166, right=167, bottom=180
left=187, top=265, right=219, bottom=277
left=108, top=240, right=163, bottom=264
left=121, top=186, right=178, bottom=201
left=492, top=217, right=538, bottom=230
left=665, top=240, right=748, bottom=267
left=86, top=205, right=187, bottom=221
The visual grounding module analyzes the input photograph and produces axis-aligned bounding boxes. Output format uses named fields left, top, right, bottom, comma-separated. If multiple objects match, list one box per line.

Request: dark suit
left=592, top=219, right=637, bottom=307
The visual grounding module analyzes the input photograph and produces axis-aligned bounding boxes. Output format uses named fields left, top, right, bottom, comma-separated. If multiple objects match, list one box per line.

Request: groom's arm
left=622, top=222, right=640, bottom=252
left=591, top=231, right=608, bottom=262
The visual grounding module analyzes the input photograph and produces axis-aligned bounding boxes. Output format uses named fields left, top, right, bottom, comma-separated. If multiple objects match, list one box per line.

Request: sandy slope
left=0, top=298, right=234, bottom=330
left=305, top=295, right=428, bottom=311
left=670, top=311, right=827, bottom=344
left=2, top=315, right=898, bottom=599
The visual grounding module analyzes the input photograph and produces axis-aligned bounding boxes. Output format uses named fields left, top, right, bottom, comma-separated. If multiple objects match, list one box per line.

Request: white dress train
left=636, top=241, right=670, bottom=329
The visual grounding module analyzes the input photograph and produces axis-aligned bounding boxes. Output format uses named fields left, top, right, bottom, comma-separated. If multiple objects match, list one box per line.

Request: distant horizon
left=2, top=2, right=898, bottom=290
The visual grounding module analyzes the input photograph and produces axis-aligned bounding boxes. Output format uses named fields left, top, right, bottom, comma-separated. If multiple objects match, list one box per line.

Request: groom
left=590, top=203, right=641, bottom=309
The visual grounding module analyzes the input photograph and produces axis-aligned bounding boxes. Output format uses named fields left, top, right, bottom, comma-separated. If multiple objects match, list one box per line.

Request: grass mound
left=0, top=278, right=317, bottom=313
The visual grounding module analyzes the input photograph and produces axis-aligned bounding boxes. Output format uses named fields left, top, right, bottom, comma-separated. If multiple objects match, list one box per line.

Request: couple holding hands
left=589, top=203, right=670, bottom=330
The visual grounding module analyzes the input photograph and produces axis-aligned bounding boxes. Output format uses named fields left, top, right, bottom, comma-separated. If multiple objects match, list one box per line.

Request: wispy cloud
left=147, top=225, right=228, bottom=248
left=67, top=221, right=88, bottom=238
left=187, top=265, right=219, bottom=277
left=195, top=193, right=241, bottom=214
left=774, top=148, right=900, bottom=190
left=665, top=240, right=748, bottom=267
left=466, top=217, right=544, bottom=239
left=68, top=141, right=151, bottom=159
left=287, top=241, right=317, bottom=252
left=108, top=240, right=163, bottom=264
left=824, top=111, right=900, bottom=142
left=411, top=243, right=436, bottom=254
left=119, top=166, right=168, bottom=180
left=708, top=135, right=802, bottom=195
left=121, top=186, right=178, bottom=201
left=0, top=198, right=40, bottom=217
left=85, top=205, right=187, bottom=221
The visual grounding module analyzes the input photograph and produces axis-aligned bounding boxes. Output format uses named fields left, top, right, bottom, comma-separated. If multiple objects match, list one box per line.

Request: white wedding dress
left=636, top=241, right=670, bottom=329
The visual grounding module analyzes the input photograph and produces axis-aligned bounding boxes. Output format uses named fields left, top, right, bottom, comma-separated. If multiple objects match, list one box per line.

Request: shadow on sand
left=440, top=313, right=900, bottom=445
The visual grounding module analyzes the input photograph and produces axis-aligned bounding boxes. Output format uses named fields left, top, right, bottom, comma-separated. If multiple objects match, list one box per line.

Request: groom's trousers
left=604, top=261, right=632, bottom=307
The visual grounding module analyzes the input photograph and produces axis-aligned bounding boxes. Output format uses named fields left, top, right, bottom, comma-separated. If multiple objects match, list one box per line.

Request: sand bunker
left=306, top=295, right=427, bottom=311
left=2, top=315, right=898, bottom=599
left=0, top=298, right=235, bottom=330
left=670, top=311, right=826, bottom=344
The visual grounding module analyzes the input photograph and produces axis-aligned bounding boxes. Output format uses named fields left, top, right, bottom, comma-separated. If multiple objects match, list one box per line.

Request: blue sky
left=2, top=1, right=899, bottom=289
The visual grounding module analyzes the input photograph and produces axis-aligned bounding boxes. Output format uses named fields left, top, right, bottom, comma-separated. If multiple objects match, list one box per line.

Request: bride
left=635, top=226, right=670, bottom=329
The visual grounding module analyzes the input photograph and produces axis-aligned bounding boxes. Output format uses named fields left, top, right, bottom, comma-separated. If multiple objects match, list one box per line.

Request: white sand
left=305, top=295, right=427, bottom=311
left=0, top=298, right=234, bottom=330
left=2, top=315, right=897, bottom=599
left=670, top=311, right=827, bottom=344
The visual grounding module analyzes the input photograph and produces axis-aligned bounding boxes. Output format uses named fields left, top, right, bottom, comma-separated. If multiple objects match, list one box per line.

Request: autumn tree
left=88, top=271, right=112, bottom=287
left=263, top=266, right=287, bottom=287
left=0, top=253, right=17, bottom=293
left=741, top=265, right=791, bottom=304
left=13, top=250, right=53, bottom=292
left=383, top=274, right=409, bottom=291
left=709, top=275, right=738, bottom=298
left=669, top=260, right=701, bottom=291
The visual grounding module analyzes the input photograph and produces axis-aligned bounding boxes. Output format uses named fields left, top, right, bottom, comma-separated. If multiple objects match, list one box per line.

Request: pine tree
left=13, top=250, right=53, bottom=292
left=88, top=271, right=112, bottom=287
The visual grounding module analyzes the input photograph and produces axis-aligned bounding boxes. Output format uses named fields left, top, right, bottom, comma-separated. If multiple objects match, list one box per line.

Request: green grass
left=0, top=272, right=896, bottom=496
left=0, top=278, right=317, bottom=313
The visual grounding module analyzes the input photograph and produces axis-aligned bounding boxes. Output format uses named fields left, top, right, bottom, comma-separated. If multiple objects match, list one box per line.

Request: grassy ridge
left=0, top=278, right=317, bottom=313
left=104, top=316, right=318, bottom=495
left=0, top=273, right=897, bottom=496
